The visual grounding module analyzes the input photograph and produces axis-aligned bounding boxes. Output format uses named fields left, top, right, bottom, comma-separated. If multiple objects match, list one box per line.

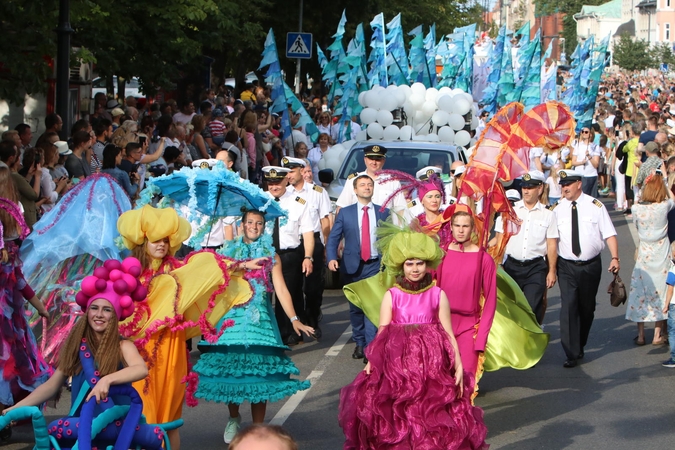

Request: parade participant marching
left=282, top=157, right=331, bottom=338
left=552, top=169, right=619, bottom=368
left=0, top=196, right=49, bottom=442
left=116, top=205, right=252, bottom=450
left=335, top=144, right=406, bottom=215
left=502, top=170, right=559, bottom=324
left=262, top=166, right=315, bottom=346
left=194, top=209, right=314, bottom=443
left=338, top=224, right=488, bottom=450
left=436, top=210, right=497, bottom=391
left=2, top=258, right=168, bottom=449
left=327, top=175, right=389, bottom=362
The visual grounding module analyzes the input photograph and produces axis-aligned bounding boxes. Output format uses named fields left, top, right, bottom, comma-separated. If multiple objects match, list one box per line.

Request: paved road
left=6, top=205, right=675, bottom=449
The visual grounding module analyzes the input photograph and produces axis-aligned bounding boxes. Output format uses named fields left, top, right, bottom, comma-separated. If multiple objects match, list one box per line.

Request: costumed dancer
left=116, top=205, right=252, bottom=450
left=338, top=224, right=488, bottom=450
left=21, top=173, right=132, bottom=366
left=194, top=209, right=314, bottom=443
left=0, top=197, right=50, bottom=442
left=2, top=257, right=168, bottom=449
left=436, top=210, right=497, bottom=392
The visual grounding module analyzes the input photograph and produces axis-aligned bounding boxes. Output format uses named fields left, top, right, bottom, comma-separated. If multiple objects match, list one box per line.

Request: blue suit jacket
left=326, top=203, right=389, bottom=275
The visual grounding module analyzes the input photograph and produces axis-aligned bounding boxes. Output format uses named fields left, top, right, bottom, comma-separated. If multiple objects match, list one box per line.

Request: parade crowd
left=0, top=71, right=673, bottom=449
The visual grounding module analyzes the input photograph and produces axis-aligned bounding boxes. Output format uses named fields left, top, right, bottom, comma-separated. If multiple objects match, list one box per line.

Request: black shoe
left=284, top=334, right=302, bottom=346
left=312, top=326, right=322, bottom=340
left=563, top=359, right=577, bottom=368
left=363, top=356, right=369, bottom=364
left=352, top=345, right=364, bottom=359
left=0, top=426, right=11, bottom=442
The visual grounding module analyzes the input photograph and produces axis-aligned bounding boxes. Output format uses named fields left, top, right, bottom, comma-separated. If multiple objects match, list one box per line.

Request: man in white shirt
left=263, top=166, right=315, bottom=346
left=551, top=169, right=620, bottom=368
left=172, top=101, right=196, bottom=125
left=283, top=157, right=331, bottom=338
left=503, top=170, right=558, bottom=324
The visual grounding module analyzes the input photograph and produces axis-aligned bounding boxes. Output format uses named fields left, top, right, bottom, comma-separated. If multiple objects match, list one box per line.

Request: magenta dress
left=436, top=249, right=497, bottom=389
left=338, top=283, right=489, bottom=450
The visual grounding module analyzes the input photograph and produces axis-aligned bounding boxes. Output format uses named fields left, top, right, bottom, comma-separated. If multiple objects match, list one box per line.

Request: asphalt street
left=5, top=203, right=675, bottom=449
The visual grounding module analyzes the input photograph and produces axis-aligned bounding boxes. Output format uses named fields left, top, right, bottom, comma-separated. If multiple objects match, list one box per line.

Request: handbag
left=607, top=273, right=627, bottom=307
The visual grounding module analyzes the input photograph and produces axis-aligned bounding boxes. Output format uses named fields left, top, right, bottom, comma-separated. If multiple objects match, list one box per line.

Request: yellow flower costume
left=117, top=205, right=251, bottom=424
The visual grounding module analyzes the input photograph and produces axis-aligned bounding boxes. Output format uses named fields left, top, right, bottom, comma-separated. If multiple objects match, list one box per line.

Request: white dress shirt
left=505, top=200, right=559, bottom=261
left=553, top=193, right=617, bottom=260
left=572, top=140, right=602, bottom=177
left=356, top=201, right=378, bottom=259
left=307, top=146, right=329, bottom=185
left=293, top=181, right=331, bottom=242
left=336, top=172, right=406, bottom=212
left=179, top=205, right=226, bottom=247
left=274, top=188, right=314, bottom=250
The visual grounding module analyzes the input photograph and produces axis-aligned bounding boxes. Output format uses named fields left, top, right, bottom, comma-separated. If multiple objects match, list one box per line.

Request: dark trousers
left=303, top=234, right=325, bottom=328
left=503, top=257, right=548, bottom=324
left=557, top=256, right=602, bottom=360
left=342, top=259, right=381, bottom=347
left=276, top=247, right=304, bottom=341
left=582, top=176, right=598, bottom=198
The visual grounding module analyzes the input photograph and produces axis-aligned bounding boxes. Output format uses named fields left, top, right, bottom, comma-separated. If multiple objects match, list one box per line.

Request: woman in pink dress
left=436, top=211, right=497, bottom=390
left=339, top=227, right=488, bottom=450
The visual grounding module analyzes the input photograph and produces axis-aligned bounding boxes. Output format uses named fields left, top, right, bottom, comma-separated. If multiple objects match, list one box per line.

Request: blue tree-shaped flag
left=368, top=13, right=388, bottom=87
left=385, top=13, right=409, bottom=85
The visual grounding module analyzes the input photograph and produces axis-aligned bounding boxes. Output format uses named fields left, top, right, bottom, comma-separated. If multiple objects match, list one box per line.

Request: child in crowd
left=209, top=109, right=226, bottom=147
left=546, top=163, right=562, bottom=204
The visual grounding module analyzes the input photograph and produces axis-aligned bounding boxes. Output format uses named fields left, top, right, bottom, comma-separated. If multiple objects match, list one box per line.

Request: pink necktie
left=361, top=206, right=370, bottom=262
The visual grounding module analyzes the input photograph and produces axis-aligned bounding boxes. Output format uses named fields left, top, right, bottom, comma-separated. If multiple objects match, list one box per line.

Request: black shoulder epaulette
left=547, top=201, right=558, bottom=211
left=347, top=172, right=358, bottom=180
left=593, top=199, right=603, bottom=208
left=295, top=196, right=306, bottom=205
left=312, top=185, right=324, bottom=193
left=407, top=200, right=417, bottom=208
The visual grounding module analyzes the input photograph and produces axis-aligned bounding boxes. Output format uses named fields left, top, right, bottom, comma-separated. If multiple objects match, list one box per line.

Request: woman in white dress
left=626, top=173, right=675, bottom=345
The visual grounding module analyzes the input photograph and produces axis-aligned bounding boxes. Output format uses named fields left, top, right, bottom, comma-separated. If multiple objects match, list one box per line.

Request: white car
left=91, top=76, right=143, bottom=99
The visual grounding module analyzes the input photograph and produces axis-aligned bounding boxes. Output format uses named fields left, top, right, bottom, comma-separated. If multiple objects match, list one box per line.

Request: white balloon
left=411, top=82, right=427, bottom=96
left=426, top=133, right=439, bottom=142
left=425, top=88, right=439, bottom=103
left=386, top=84, right=398, bottom=92
left=342, top=139, right=356, bottom=150
left=451, top=88, right=466, bottom=97
left=438, top=126, right=456, bottom=143
left=447, top=113, right=465, bottom=131
left=365, top=91, right=380, bottom=109
left=463, top=93, right=474, bottom=104
left=393, top=89, right=407, bottom=107
left=355, top=130, right=368, bottom=141
left=318, top=157, right=327, bottom=170
left=360, top=107, right=377, bottom=125
left=367, top=122, right=384, bottom=139
left=414, top=122, right=429, bottom=135
left=380, top=92, right=399, bottom=112
left=470, top=116, right=479, bottom=130
left=412, top=134, right=428, bottom=141
left=437, top=95, right=454, bottom=113
left=422, top=100, right=437, bottom=117
left=398, top=84, right=413, bottom=100
left=338, top=149, right=349, bottom=161
left=372, top=85, right=385, bottom=92
left=439, top=86, right=453, bottom=95
left=399, top=125, right=413, bottom=140
left=383, top=125, right=400, bottom=141
left=453, top=98, right=471, bottom=115
left=358, top=91, right=368, bottom=108
left=327, top=144, right=345, bottom=158
left=376, top=109, right=394, bottom=127
left=414, top=110, right=426, bottom=124
left=431, top=110, right=449, bottom=126
left=454, top=130, right=471, bottom=147
left=403, top=101, right=415, bottom=117
left=409, top=94, right=425, bottom=109
left=325, top=155, right=342, bottom=174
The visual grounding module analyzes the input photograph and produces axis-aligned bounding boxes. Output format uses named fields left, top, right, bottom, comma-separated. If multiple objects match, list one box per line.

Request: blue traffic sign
left=286, top=33, right=313, bottom=59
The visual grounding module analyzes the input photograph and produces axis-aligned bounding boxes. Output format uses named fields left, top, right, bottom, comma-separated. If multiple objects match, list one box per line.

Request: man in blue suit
left=327, top=174, right=389, bottom=363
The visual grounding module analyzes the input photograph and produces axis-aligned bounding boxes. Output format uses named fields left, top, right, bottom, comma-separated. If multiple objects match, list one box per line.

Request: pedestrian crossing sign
left=286, top=32, right=313, bottom=59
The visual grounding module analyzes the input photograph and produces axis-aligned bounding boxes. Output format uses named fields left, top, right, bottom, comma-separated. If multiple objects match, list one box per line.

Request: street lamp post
left=55, top=0, right=73, bottom=140
left=294, top=0, right=304, bottom=95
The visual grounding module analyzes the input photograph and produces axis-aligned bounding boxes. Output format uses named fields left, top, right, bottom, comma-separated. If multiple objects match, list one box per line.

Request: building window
left=667, top=23, right=671, bottom=41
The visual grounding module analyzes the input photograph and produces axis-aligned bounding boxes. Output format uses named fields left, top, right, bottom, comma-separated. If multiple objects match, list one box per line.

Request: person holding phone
left=39, top=145, right=71, bottom=213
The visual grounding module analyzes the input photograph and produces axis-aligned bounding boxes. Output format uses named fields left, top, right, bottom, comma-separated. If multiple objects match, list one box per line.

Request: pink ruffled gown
left=338, top=283, right=489, bottom=450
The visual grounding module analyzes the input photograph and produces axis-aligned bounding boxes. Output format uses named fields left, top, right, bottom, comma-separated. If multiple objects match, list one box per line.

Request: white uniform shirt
left=505, top=201, right=559, bottom=261
left=336, top=172, right=406, bottom=212
left=572, top=141, right=602, bottom=177
left=294, top=181, right=331, bottom=243
left=553, top=193, right=617, bottom=261
left=529, top=147, right=543, bottom=171
left=179, top=205, right=227, bottom=247
left=307, top=146, right=328, bottom=185
left=356, top=201, right=378, bottom=259
left=274, top=188, right=314, bottom=250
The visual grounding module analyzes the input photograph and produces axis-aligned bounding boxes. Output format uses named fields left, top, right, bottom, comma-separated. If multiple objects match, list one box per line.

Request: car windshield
left=338, top=147, right=456, bottom=180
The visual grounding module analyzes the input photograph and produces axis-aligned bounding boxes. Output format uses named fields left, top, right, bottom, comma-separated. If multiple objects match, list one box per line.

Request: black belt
left=559, top=254, right=601, bottom=266
left=277, top=246, right=300, bottom=255
left=507, top=256, right=545, bottom=267
left=362, top=258, right=379, bottom=264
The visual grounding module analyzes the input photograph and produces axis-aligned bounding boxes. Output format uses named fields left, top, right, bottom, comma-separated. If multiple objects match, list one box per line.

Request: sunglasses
left=581, top=130, right=590, bottom=134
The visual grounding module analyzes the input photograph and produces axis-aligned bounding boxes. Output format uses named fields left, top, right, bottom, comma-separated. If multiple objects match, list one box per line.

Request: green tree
left=650, top=42, right=675, bottom=69
left=613, top=33, right=653, bottom=71
left=533, top=0, right=607, bottom=53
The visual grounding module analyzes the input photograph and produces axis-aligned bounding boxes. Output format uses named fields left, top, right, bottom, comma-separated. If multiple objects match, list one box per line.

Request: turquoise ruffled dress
left=193, top=234, right=310, bottom=404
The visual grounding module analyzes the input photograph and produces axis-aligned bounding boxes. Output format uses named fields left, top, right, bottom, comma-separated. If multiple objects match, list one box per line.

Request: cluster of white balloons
left=357, top=82, right=479, bottom=148
left=316, top=140, right=357, bottom=174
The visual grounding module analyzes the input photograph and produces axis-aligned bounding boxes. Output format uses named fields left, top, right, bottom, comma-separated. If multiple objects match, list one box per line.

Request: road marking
left=627, top=220, right=638, bottom=246
left=269, top=325, right=353, bottom=425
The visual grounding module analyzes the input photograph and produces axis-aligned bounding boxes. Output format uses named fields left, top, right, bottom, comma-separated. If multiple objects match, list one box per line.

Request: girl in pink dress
left=436, top=211, right=497, bottom=391
left=339, top=228, right=488, bottom=450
